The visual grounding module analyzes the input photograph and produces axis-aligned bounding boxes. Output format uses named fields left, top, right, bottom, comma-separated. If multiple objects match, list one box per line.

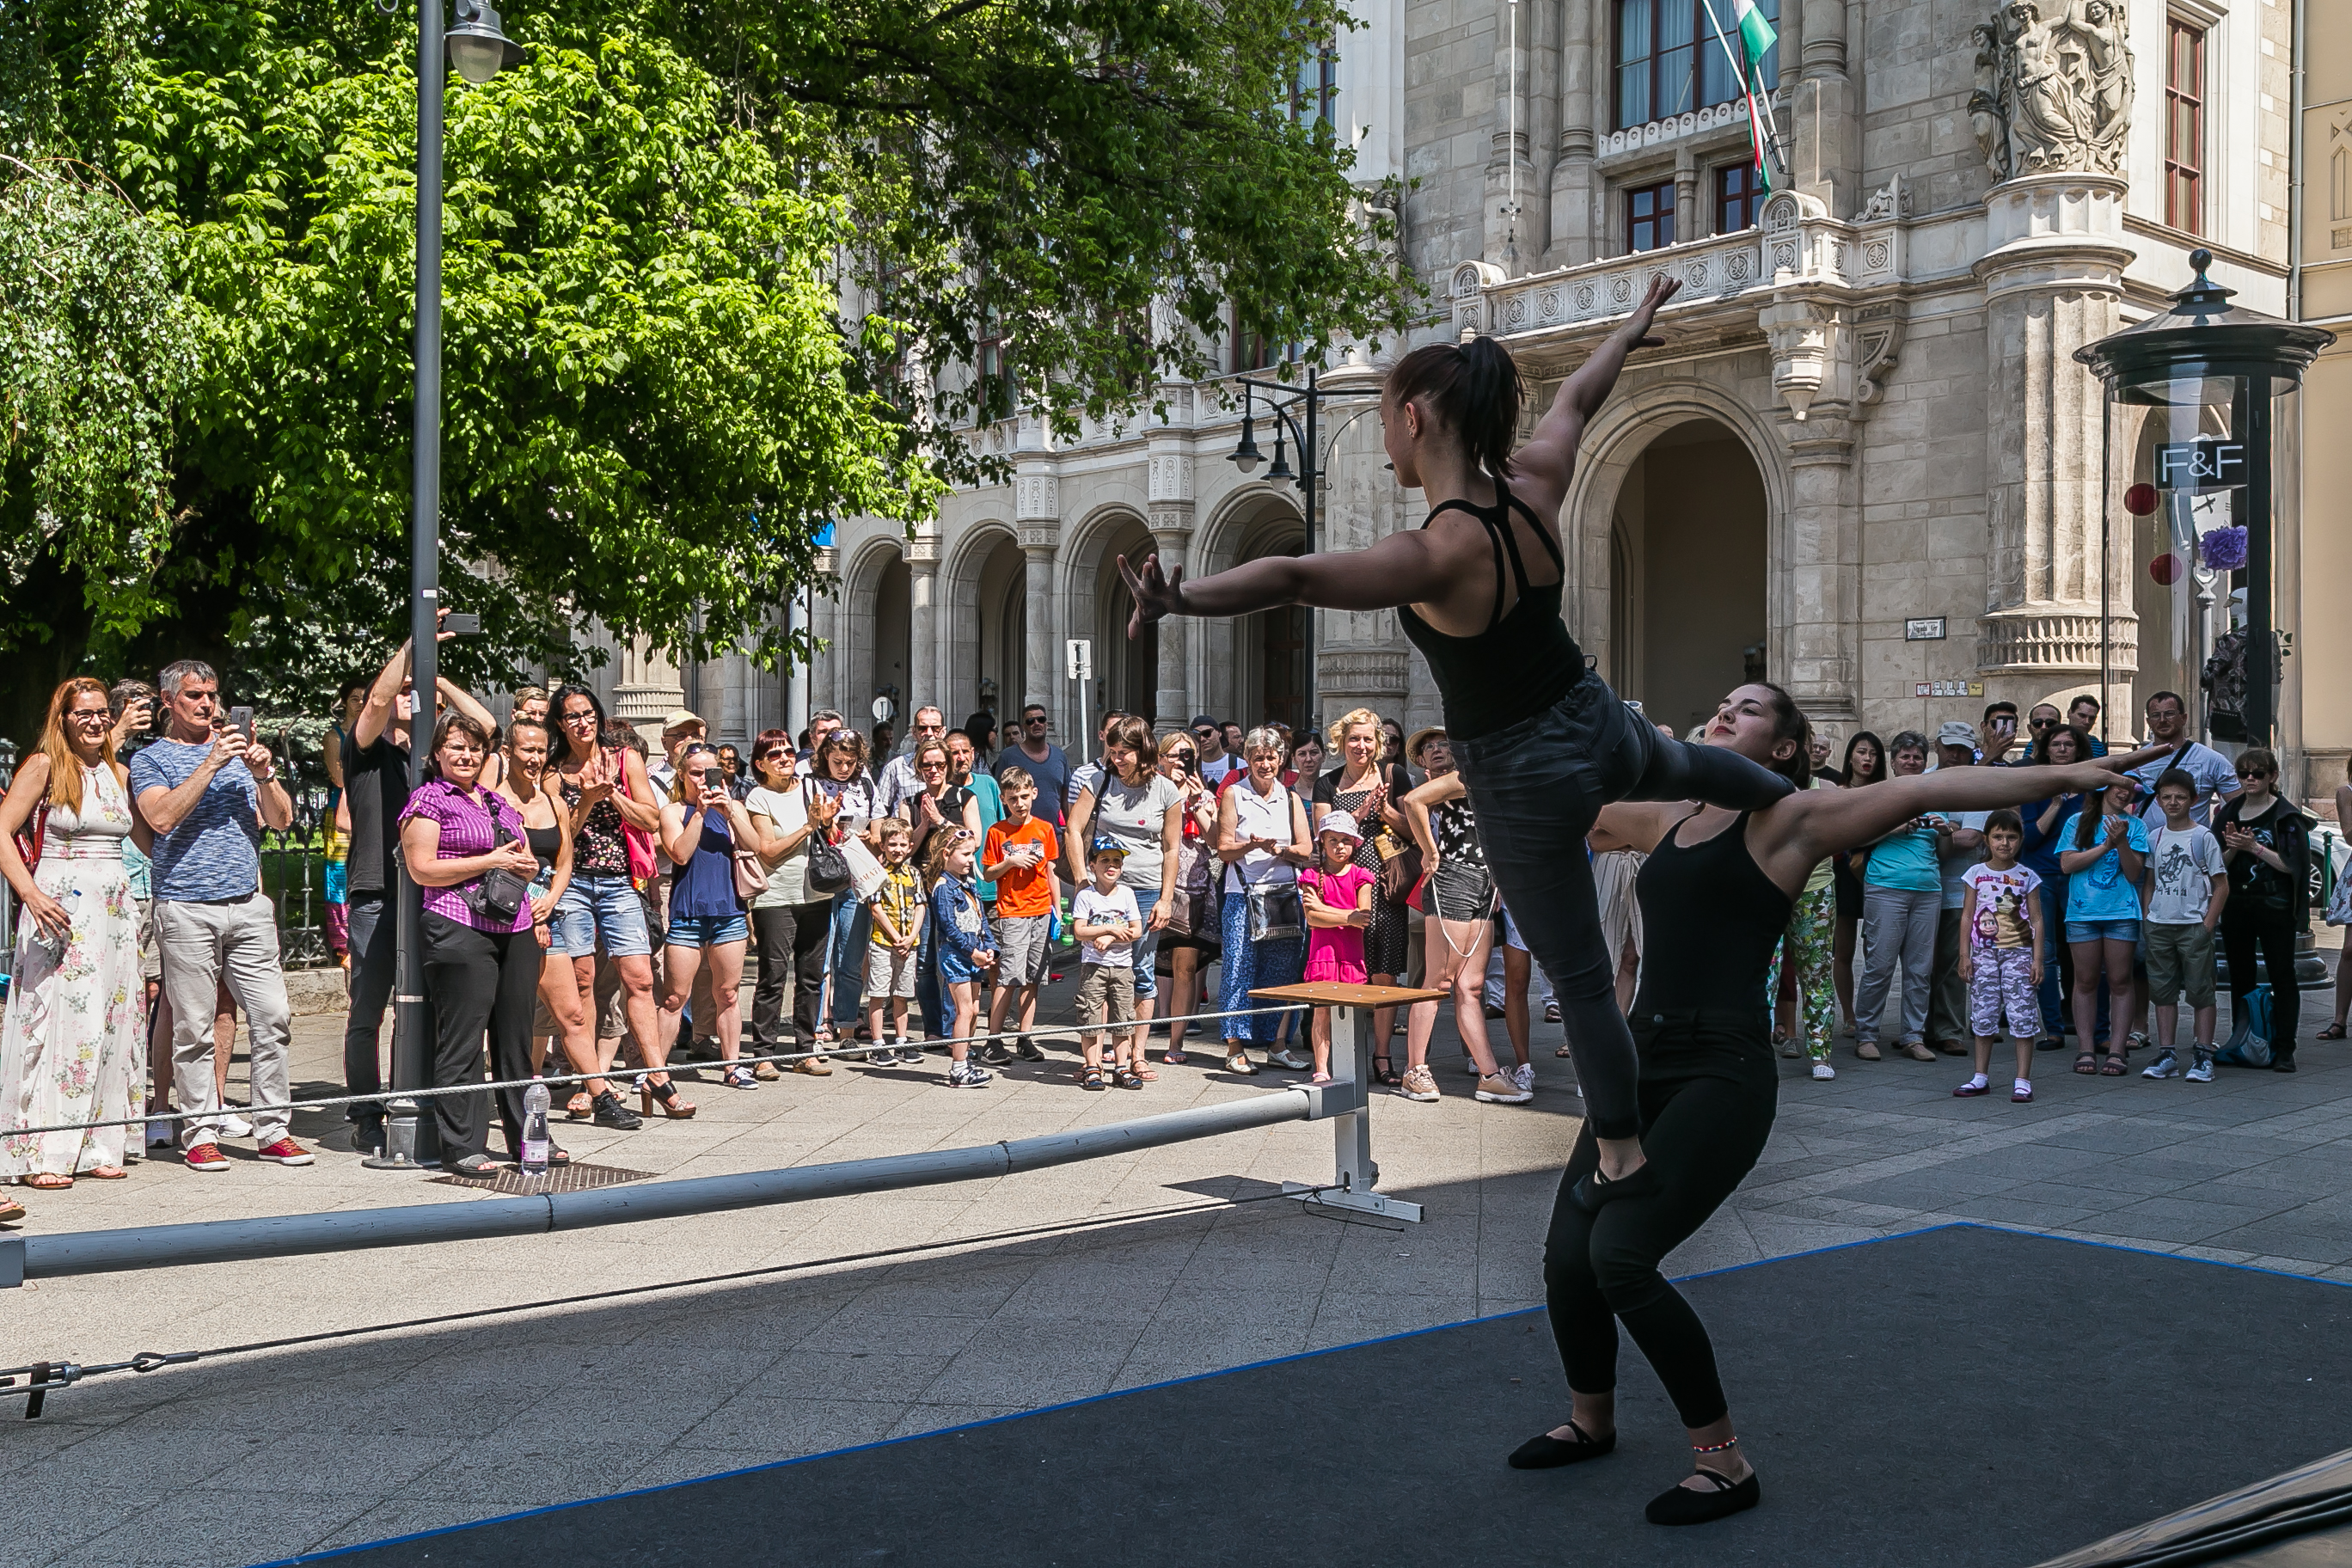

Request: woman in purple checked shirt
left=400, top=712, right=563, bottom=1178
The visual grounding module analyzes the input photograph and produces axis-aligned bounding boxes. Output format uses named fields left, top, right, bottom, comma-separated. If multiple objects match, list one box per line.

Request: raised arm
left=1118, top=527, right=1450, bottom=635
left=1400, top=771, right=1466, bottom=864
left=1776, top=763, right=2115, bottom=870
left=1513, top=275, right=1681, bottom=493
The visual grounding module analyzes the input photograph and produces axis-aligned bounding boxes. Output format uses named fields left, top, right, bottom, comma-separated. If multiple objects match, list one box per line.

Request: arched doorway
left=872, top=554, right=912, bottom=731
left=1091, top=517, right=1158, bottom=722
left=1607, top=420, right=1768, bottom=736
left=975, top=536, right=1026, bottom=732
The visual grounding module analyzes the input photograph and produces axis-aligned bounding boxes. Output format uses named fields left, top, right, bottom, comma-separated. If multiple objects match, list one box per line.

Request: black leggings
left=1459, top=674, right=1793, bottom=1140
left=421, top=912, right=542, bottom=1162
left=751, top=899, right=833, bottom=1047
left=2222, top=907, right=2300, bottom=1049
left=1545, top=1015, right=1778, bottom=1429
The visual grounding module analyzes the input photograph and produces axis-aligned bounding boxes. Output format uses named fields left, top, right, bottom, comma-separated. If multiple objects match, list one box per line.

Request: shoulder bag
left=11, top=802, right=47, bottom=875
left=613, top=749, right=658, bottom=884
left=803, top=782, right=853, bottom=897
left=732, top=813, right=771, bottom=902
left=462, top=790, right=530, bottom=927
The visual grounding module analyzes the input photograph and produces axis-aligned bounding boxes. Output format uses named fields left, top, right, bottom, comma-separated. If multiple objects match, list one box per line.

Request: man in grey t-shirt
left=127, top=659, right=304, bottom=1168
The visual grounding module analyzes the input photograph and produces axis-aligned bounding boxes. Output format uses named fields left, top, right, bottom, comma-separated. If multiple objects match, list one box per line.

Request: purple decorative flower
left=2197, top=525, right=2248, bottom=572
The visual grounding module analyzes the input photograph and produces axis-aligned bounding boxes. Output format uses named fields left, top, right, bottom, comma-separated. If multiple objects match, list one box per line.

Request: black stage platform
left=288, top=1225, right=2352, bottom=1568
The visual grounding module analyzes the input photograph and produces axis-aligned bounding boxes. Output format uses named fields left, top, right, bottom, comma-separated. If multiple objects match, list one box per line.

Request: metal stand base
left=1283, top=1179, right=1424, bottom=1222
left=362, top=1102, right=440, bottom=1171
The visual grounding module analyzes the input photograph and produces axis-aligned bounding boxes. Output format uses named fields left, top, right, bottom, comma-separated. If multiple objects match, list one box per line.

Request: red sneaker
left=255, top=1138, right=314, bottom=1167
left=185, top=1143, right=230, bottom=1172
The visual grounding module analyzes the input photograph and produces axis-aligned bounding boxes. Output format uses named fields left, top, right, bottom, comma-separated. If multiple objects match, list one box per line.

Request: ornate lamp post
left=2074, top=248, right=2333, bottom=752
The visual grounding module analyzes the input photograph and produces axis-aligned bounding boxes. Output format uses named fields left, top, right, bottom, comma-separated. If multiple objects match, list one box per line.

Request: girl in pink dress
left=1300, top=811, right=1377, bottom=1082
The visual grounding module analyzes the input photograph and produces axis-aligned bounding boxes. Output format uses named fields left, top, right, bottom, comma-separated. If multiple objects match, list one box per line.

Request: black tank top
left=1394, top=475, right=1585, bottom=741
left=524, top=822, right=561, bottom=877
left=1630, top=811, right=1792, bottom=1015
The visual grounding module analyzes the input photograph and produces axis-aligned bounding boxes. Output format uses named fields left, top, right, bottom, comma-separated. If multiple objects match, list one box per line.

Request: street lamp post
left=1225, top=364, right=1377, bottom=734
left=370, top=0, right=523, bottom=1170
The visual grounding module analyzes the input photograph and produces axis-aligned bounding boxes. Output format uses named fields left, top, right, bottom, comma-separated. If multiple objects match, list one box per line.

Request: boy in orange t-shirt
left=982, top=768, right=1063, bottom=1063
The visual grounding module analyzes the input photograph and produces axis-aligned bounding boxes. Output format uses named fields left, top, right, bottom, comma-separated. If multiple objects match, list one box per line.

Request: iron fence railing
left=0, top=723, right=340, bottom=985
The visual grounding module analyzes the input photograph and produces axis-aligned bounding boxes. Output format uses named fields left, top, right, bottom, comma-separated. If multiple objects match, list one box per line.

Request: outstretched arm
left=1780, top=763, right=2116, bottom=867
left=1118, top=528, right=1449, bottom=637
left=1514, top=275, right=1681, bottom=493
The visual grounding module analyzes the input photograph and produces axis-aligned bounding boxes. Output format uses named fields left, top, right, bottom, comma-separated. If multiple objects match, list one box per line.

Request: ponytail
left=1386, top=336, right=1524, bottom=478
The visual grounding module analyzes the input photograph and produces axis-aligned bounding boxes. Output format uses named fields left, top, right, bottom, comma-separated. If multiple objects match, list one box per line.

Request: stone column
left=1314, top=397, right=1410, bottom=728
left=808, top=546, right=838, bottom=720
left=1015, top=464, right=1063, bottom=732
left=1973, top=175, right=2135, bottom=707
left=1484, top=0, right=1543, bottom=270
left=1779, top=416, right=1862, bottom=724
left=1673, top=147, right=1700, bottom=241
left=610, top=634, right=685, bottom=725
left=907, top=533, right=940, bottom=725
left=1548, top=0, right=1598, bottom=266
left=1789, top=0, right=1858, bottom=216
left=1147, top=435, right=1195, bottom=726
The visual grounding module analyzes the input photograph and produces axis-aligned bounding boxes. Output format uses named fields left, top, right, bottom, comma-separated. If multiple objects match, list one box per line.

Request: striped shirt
left=397, top=780, right=533, bottom=933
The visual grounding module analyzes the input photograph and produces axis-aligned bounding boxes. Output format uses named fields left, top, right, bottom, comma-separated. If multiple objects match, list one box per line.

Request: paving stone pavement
left=0, top=956, right=2342, bottom=1567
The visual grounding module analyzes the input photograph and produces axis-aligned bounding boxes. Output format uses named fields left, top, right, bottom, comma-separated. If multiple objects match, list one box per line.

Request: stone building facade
left=665, top=1, right=2323, bottom=789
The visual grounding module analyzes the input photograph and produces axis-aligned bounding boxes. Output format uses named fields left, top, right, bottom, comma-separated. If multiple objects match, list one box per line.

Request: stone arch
left=940, top=519, right=1026, bottom=733
left=836, top=534, right=910, bottom=728
left=1057, top=503, right=1160, bottom=725
left=1195, top=483, right=1308, bottom=726
left=1565, top=378, right=1791, bottom=708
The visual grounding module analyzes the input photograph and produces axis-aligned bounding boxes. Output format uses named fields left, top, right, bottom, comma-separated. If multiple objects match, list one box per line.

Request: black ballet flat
left=1645, top=1468, right=1760, bottom=1526
left=1572, top=1161, right=1662, bottom=1214
left=1508, top=1420, right=1616, bottom=1469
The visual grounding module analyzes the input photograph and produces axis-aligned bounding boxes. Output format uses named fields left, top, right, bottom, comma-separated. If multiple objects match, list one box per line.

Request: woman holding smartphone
left=654, top=743, right=760, bottom=1098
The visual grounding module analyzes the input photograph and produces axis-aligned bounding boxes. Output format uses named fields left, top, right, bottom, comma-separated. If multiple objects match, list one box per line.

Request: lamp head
left=1228, top=414, right=1263, bottom=475
left=447, top=0, right=524, bottom=84
left=1264, top=432, right=1294, bottom=483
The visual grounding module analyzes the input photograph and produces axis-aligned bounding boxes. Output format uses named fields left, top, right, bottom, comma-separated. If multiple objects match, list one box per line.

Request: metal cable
left=0, top=1180, right=1337, bottom=1410
left=1, top=1001, right=1313, bottom=1140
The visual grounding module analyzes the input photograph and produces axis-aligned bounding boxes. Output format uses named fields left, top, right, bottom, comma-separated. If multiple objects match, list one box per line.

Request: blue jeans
left=1455, top=671, right=1795, bottom=1141
left=827, top=891, right=872, bottom=1026
left=550, top=873, right=652, bottom=958
left=2036, top=878, right=2067, bottom=1034
left=1216, top=881, right=1303, bottom=1045
left=915, top=915, right=945, bottom=1037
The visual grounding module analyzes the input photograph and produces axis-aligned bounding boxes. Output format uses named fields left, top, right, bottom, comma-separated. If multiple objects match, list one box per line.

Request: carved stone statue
left=1972, top=0, right=2135, bottom=180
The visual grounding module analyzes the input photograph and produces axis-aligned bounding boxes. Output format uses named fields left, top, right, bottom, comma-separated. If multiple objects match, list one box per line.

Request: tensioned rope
left=3, top=1002, right=1316, bottom=1140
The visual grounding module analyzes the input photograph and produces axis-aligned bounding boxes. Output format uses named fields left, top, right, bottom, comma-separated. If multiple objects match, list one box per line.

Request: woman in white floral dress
left=0, top=677, right=152, bottom=1190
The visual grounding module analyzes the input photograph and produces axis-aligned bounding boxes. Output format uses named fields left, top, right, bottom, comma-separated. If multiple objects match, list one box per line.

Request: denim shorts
left=2065, top=917, right=2141, bottom=944
left=666, top=911, right=750, bottom=948
left=550, top=873, right=652, bottom=958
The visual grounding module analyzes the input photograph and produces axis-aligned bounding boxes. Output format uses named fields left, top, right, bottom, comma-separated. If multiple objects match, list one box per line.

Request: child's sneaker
left=1811, top=1062, right=1836, bottom=1081
left=980, top=1040, right=1015, bottom=1068
left=2011, top=1080, right=2034, bottom=1103
left=2142, top=1048, right=2182, bottom=1080
left=1015, top=1035, right=1044, bottom=1062
left=2186, top=1050, right=2215, bottom=1083
left=1953, top=1075, right=1991, bottom=1097
left=946, top=1061, right=993, bottom=1088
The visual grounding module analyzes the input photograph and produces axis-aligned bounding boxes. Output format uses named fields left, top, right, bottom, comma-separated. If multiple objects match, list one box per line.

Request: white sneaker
left=1474, top=1072, right=1534, bottom=1105
left=1811, top=1062, right=1836, bottom=1081
left=217, top=1111, right=254, bottom=1139
left=2185, top=1052, right=2215, bottom=1083
left=1511, top=1063, right=1535, bottom=1094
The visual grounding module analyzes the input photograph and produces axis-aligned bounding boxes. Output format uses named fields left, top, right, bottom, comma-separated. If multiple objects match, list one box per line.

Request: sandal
left=565, top=1092, right=593, bottom=1120
left=21, top=1173, right=72, bottom=1191
left=1226, top=1048, right=1259, bottom=1075
left=1081, top=1068, right=1106, bottom=1092
left=2073, top=1052, right=2098, bottom=1075
left=2098, top=1054, right=2127, bottom=1076
left=1554, top=1044, right=1573, bottom=1058
left=722, top=1065, right=758, bottom=1090
left=1162, top=1049, right=1188, bottom=1066
left=1372, top=1053, right=1402, bottom=1085
left=1136, top=1064, right=1159, bottom=1081
left=2318, top=1023, right=2347, bottom=1041
left=638, top=1076, right=698, bottom=1119
left=84, top=1166, right=128, bottom=1180
left=0, top=1194, right=23, bottom=1224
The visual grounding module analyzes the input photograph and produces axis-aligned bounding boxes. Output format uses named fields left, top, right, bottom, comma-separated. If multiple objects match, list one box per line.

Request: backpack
left=2214, top=984, right=2275, bottom=1068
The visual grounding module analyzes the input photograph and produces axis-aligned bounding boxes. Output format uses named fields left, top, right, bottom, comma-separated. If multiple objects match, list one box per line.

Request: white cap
left=1320, top=811, right=1363, bottom=842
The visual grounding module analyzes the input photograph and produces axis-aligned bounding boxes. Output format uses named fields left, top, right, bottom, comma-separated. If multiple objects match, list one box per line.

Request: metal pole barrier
left=5, top=1087, right=1334, bottom=1285
left=371, top=0, right=445, bottom=1172
left=1263, top=982, right=1430, bottom=1221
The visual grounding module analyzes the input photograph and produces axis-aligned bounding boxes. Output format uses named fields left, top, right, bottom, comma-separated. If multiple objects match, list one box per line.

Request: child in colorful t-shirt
left=1300, top=811, right=1376, bottom=1084
left=1955, top=809, right=2045, bottom=1104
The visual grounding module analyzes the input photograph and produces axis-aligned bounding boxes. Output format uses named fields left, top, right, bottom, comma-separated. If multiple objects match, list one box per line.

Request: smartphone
left=229, top=706, right=255, bottom=740
left=442, top=612, right=482, bottom=635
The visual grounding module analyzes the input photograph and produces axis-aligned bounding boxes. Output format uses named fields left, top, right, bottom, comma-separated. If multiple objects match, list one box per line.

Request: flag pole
left=1699, top=0, right=1790, bottom=187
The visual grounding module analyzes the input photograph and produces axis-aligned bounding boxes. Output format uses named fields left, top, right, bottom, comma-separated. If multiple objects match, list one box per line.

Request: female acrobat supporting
left=1508, top=682, right=2119, bottom=1523
left=1120, top=276, right=1792, bottom=1202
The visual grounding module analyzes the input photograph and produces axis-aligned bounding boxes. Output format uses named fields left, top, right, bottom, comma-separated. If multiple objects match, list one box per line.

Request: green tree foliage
left=0, top=0, right=1412, bottom=732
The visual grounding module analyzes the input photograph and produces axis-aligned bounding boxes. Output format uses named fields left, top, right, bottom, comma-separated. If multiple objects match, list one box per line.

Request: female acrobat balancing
left=1506, top=681, right=2117, bottom=1523
left=1119, top=275, right=1789, bottom=1206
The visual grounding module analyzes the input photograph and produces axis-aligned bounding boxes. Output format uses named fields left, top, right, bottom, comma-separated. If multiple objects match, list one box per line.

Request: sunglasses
left=2236, top=768, right=2271, bottom=780
left=759, top=747, right=790, bottom=759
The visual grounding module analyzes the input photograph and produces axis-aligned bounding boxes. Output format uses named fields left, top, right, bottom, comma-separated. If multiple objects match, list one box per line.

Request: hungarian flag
left=1730, top=0, right=1777, bottom=193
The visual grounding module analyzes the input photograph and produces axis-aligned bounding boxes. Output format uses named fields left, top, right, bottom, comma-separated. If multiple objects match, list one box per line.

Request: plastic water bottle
left=520, top=1077, right=551, bottom=1174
